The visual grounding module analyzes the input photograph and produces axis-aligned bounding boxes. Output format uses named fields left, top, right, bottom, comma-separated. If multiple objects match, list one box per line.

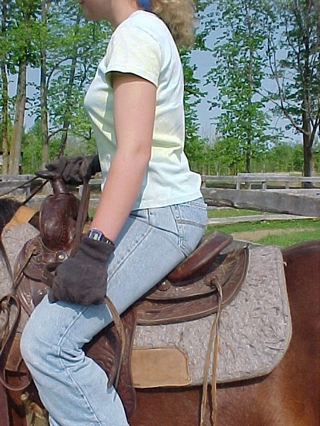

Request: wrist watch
left=87, top=229, right=114, bottom=247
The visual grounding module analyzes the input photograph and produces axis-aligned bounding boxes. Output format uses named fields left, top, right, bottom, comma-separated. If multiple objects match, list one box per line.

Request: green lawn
left=206, top=209, right=320, bottom=247
left=207, top=208, right=262, bottom=218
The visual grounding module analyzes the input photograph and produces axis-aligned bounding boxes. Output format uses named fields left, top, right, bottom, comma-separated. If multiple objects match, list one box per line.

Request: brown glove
left=48, top=236, right=114, bottom=305
left=45, top=154, right=101, bottom=185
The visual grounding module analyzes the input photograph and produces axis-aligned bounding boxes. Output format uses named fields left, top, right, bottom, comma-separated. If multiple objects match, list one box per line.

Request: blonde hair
left=149, top=0, right=195, bottom=48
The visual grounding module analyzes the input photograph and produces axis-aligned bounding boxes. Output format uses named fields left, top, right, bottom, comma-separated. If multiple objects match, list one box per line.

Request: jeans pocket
left=176, top=198, right=208, bottom=229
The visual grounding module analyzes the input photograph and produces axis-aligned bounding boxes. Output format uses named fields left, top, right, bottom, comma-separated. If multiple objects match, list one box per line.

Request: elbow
left=129, top=140, right=152, bottom=167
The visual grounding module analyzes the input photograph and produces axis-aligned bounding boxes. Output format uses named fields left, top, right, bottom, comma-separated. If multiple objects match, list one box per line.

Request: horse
left=0, top=196, right=319, bottom=426
left=130, top=239, right=320, bottom=426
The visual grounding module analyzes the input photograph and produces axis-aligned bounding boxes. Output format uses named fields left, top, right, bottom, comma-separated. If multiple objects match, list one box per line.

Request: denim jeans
left=21, top=198, right=207, bottom=426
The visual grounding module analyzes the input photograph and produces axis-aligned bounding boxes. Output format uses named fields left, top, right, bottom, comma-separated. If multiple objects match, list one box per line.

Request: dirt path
left=232, top=227, right=317, bottom=242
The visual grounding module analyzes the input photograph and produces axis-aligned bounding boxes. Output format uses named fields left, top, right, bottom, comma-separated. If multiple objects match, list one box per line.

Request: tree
left=205, top=0, right=280, bottom=173
left=7, top=0, right=41, bottom=174
left=183, top=0, right=211, bottom=172
left=28, top=0, right=112, bottom=164
left=181, top=48, right=207, bottom=172
left=4, top=0, right=209, bottom=172
left=267, top=0, right=320, bottom=181
left=0, top=1, right=9, bottom=173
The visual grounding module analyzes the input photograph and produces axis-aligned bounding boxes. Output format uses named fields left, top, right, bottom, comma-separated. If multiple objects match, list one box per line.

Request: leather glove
left=48, top=236, right=114, bottom=305
left=45, top=154, right=101, bottom=185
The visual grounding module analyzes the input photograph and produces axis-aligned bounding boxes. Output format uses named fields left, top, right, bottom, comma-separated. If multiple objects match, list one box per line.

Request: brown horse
left=0, top=200, right=319, bottom=426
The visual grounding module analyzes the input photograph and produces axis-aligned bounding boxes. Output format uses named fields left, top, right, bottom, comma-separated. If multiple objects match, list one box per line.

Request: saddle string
left=70, top=179, right=90, bottom=257
left=0, top=293, right=33, bottom=391
left=0, top=241, right=37, bottom=391
left=103, top=295, right=126, bottom=389
left=200, top=279, right=223, bottom=426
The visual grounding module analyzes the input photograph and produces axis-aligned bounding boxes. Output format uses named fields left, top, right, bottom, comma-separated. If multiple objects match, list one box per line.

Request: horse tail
left=0, top=198, right=23, bottom=237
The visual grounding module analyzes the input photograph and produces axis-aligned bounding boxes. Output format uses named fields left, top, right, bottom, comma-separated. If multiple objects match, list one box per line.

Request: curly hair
left=149, top=0, right=195, bottom=48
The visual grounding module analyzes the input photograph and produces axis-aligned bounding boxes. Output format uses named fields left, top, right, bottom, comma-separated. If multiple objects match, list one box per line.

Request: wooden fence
left=1, top=173, right=320, bottom=198
left=0, top=174, right=36, bottom=197
left=201, top=173, right=320, bottom=190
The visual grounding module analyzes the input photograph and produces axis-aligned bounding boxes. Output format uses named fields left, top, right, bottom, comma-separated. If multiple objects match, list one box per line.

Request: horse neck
left=0, top=199, right=22, bottom=236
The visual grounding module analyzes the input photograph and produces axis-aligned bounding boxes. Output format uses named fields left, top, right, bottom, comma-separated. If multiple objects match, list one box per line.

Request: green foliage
left=179, top=10, right=208, bottom=173
left=266, top=0, right=320, bottom=176
left=2, top=0, right=320, bottom=176
left=21, top=120, right=60, bottom=173
left=183, top=132, right=312, bottom=176
left=205, top=0, right=281, bottom=172
left=30, top=1, right=113, bottom=154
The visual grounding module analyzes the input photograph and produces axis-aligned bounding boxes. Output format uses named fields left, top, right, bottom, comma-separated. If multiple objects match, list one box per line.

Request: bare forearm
left=90, top=72, right=156, bottom=241
left=90, top=148, right=149, bottom=242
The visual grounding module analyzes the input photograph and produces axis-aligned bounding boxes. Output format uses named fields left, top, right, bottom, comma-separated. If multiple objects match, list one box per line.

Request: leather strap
left=200, top=279, right=222, bottom=426
left=70, top=179, right=90, bottom=257
left=0, top=294, right=32, bottom=391
left=0, top=381, right=10, bottom=426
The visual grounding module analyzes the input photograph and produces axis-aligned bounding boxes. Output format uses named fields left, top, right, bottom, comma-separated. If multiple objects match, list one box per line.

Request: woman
left=21, top=1, right=207, bottom=425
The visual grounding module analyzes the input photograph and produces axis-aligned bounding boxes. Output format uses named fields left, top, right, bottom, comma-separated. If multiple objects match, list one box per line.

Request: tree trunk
left=0, top=61, right=9, bottom=174
left=9, top=58, right=27, bottom=174
left=302, top=129, right=314, bottom=188
left=40, top=0, right=51, bottom=168
left=0, top=0, right=9, bottom=174
left=302, top=94, right=314, bottom=187
left=57, top=9, right=81, bottom=157
left=40, top=61, right=49, bottom=168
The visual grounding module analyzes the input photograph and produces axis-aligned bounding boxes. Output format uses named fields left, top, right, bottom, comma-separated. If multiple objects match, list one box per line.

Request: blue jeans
left=21, top=198, right=207, bottom=426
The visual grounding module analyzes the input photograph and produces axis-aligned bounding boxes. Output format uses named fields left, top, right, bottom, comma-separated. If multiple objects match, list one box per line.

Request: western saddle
left=0, top=172, right=249, bottom=421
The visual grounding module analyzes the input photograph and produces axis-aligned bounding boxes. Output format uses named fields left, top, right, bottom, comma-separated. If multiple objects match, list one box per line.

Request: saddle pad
left=1, top=224, right=39, bottom=295
left=132, top=245, right=292, bottom=386
left=131, top=347, right=191, bottom=387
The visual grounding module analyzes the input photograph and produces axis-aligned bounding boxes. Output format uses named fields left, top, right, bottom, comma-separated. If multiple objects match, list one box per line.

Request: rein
left=0, top=176, right=45, bottom=202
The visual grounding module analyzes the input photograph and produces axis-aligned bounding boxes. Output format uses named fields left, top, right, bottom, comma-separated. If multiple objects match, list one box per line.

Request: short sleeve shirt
left=84, top=11, right=202, bottom=210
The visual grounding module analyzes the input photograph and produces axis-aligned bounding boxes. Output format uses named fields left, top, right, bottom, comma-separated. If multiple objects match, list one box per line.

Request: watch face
left=88, top=229, right=114, bottom=246
left=89, top=229, right=103, bottom=241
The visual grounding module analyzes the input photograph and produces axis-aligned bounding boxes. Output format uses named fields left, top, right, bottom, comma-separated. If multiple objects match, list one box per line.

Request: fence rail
left=202, top=173, right=320, bottom=189
left=0, top=174, right=37, bottom=197
left=1, top=173, right=320, bottom=198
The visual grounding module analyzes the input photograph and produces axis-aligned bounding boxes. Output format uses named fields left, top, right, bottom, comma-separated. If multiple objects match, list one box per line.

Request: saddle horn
left=35, top=170, right=79, bottom=252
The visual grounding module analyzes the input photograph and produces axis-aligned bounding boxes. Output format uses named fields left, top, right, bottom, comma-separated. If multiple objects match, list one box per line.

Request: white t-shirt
left=84, top=11, right=202, bottom=210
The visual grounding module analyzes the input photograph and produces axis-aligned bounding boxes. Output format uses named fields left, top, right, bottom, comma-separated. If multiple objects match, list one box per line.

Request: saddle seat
left=167, top=231, right=233, bottom=283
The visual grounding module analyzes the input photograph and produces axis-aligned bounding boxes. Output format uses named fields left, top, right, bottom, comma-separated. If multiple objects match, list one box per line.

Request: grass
left=207, top=208, right=262, bottom=218
left=206, top=210, right=320, bottom=247
left=88, top=205, right=319, bottom=247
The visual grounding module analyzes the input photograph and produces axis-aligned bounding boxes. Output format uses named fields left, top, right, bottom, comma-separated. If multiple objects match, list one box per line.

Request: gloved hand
left=48, top=236, right=114, bottom=305
left=45, top=154, right=101, bottom=185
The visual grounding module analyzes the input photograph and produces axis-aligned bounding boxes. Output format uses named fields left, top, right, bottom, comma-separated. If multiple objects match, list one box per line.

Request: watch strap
left=87, top=229, right=114, bottom=247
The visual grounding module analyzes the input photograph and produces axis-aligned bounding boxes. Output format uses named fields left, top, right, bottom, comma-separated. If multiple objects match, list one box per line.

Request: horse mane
left=0, top=198, right=23, bottom=236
